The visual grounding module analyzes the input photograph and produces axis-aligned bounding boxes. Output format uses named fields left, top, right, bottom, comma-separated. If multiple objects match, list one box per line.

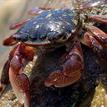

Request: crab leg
left=9, top=19, right=30, bottom=30
left=80, top=26, right=107, bottom=60
left=10, top=6, right=51, bottom=30
left=0, top=60, right=10, bottom=92
left=45, top=42, right=84, bottom=87
left=9, top=6, right=51, bottom=30
left=87, top=26, right=107, bottom=47
left=81, top=0, right=107, bottom=10
left=28, top=7, right=51, bottom=16
left=88, top=16, right=107, bottom=25
left=80, top=32, right=103, bottom=53
left=1, top=43, right=35, bottom=107
left=9, top=5, right=52, bottom=30
left=3, top=35, right=18, bottom=46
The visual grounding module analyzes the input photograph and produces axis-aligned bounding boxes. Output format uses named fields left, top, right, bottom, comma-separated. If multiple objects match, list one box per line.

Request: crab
left=0, top=0, right=107, bottom=107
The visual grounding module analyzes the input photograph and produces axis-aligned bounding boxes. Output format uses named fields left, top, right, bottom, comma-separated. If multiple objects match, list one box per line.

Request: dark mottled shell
left=13, top=9, right=75, bottom=44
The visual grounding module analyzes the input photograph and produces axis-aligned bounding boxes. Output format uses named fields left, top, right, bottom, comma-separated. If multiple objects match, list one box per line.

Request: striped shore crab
left=1, top=0, right=107, bottom=107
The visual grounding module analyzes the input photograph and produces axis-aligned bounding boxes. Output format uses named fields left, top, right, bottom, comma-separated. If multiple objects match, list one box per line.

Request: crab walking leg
left=28, top=7, right=50, bottom=16
left=9, top=19, right=31, bottom=30
left=10, top=7, right=49, bottom=29
left=80, top=26, right=107, bottom=59
left=86, top=26, right=107, bottom=47
left=80, top=32, right=103, bottom=52
left=79, top=0, right=107, bottom=10
left=45, top=42, right=84, bottom=87
left=3, top=35, right=18, bottom=46
left=0, top=60, right=10, bottom=91
left=9, top=5, right=52, bottom=30
left=88, top=16, right=107, bottom=25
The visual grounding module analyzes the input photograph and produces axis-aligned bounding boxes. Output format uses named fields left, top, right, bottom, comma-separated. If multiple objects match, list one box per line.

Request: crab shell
left=2, top=8, right=85, bottom=107
left=4, top=9, right=76, bottom=46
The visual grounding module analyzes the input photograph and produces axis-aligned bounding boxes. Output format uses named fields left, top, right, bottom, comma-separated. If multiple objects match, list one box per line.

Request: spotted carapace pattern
left=13, top=9, right=75, bottom=44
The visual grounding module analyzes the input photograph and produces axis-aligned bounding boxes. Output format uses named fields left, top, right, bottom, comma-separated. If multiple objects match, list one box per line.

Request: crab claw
left=9, top=43, right=34, bottom=107
left=0, top=43, right=35, bottom=107
left=45, top=42, right=84, bottom=87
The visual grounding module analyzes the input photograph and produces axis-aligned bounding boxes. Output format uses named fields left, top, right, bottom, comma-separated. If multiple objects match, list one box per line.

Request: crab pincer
left=45, top=42, right=84, bottom=87
left=1, top=41, right=35, bottom=107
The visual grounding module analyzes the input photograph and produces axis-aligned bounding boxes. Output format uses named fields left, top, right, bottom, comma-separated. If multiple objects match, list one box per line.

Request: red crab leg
left=3, top=35, right=18, bottom=46
left=1, top=43, right=35, bottom=107
left=10, top=6, right=51, bottom=30
left=87, top=26, right=107, bottom=47
left=0, top=45, right=19, bottom=91
left=80, top=31, right=103, bottom=53
left=9, top=7, right=52, bottom=30
left=88, top=16, right=107, bottom=25
left=28, top=7, right=51, bottom=16
left=9, top=19, right=30, bottom=30
left=0, top=60, right=10, bottom=92
left=75, top=0, right=107, bottom=10
left=45, top=42, right=84, bottom=87
left=80, top=25, right=107, bottom=57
